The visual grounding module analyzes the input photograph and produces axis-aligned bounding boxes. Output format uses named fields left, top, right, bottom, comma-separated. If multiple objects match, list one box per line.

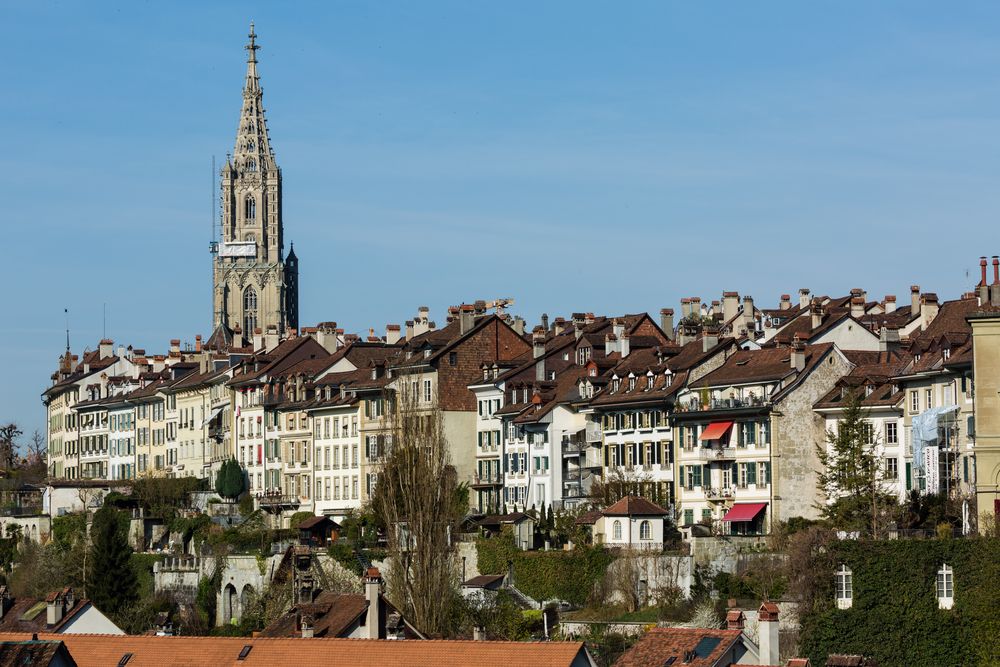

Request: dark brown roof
left=258, top=591, right=369, bottom=639
left=697, top=343, right=834, bottom=388
left=613, top=627, right=742, bottom=667
left=298, top=515, right=340, bottom=530
left=0, top=592, right=90, bottom=634
left=462, top=575, right=505, bottom=589
left=0, top=639, right=73, bottom=666
left=602, top=495, right=669, bottom=516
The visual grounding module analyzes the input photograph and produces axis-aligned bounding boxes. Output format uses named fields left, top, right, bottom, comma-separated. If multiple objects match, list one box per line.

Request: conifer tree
left=88, top=503, right=138, bottom=617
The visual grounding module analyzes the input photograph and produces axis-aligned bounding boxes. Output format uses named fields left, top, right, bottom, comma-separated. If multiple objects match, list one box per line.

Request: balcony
left=562, top=439, right=588, bottom=456
left=585, top=423, right=603, bottom=443
left=705, top=487, right=736, bottom=502
left=257, top=493, right=301, bottom=511
left=471, top=472, right=503, bottom=488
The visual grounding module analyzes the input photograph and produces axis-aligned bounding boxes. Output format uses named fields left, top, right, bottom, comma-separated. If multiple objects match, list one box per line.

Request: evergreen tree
left=88, top=503, right=138, bottom=617
left=215, top=458, right=244, bottom=502
left=816, top=389, right=890, bottom=536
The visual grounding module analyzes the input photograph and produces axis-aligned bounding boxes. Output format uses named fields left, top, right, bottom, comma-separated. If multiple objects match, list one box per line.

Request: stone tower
left=212, top=24, right=298, bottom=342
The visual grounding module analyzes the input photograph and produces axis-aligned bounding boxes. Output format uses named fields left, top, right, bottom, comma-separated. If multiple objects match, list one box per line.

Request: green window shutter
left=763, top=461, right=771, bottom=485
left=747, top=462, right=757, bottom=485
left=703, top=465, right=710, bottom=488
left=963, top=457, right=969, bottom=483
left=604, top=445, right=610, bottom=468
left=637, top=444, right=645, bottom=465
left=693, top=465, right=702, bottom=487
left=679, top=465, right=685, bottom=488
left=684, top=509, right=694, bottom=526
left=905, top=462, right=912, bottom=489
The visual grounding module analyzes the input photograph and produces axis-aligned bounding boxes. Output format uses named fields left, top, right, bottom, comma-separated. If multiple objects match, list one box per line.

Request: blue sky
left=2, top=2, right=1000, bottom=438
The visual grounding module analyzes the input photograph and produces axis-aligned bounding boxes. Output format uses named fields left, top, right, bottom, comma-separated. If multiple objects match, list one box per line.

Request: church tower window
left=243, top=286, right=258, bottom=335
left=247, top=159, right=256, bottom=172
left=245, top=196, right=256, bottom=221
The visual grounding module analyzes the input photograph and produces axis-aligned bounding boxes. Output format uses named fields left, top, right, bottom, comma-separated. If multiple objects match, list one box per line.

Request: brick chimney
left=660, top=308, right=674, bottom=341
left=194, top=334, right=203, bottom=353
left=991, top=256, right=1000, bottom=307
left=758, top=602, right=780, bottom=667
left=798, top=288, right=811, bottom=309
left=780, top=294, right=791, bottom=311
left=364, top=567, right=383, bottom=639
left=790, top=335, right=805, bottom=371
left=910, top=285, right=921, bottom=316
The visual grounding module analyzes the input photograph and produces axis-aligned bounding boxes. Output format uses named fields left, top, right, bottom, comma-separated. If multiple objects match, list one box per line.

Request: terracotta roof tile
left=613, top=627, right=742, bottom=667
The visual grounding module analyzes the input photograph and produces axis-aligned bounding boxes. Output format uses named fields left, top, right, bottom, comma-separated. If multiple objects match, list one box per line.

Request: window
left=243, top=286, right=258, bottom=336
left=683, top=509, right=694, bottom=526
left=423, top=380, right=432, bottom=403
left=885, top=457, right=899, bottom=480
left=910, top=391, right=919, bottom=414
left=937, top=564, right=954, bottom=609
left=612, top=520, right=622, bottom=540
left=885, top=422, right=898, bottom=445
left=247, top=158, right=257, bottom=172
left=925, top=388, right=933, bottom=410
left=639, top=520, right=651, bottom=540
left=835, top=565, right=853, bottom=609
left=245, top=195, right=256, bottom=221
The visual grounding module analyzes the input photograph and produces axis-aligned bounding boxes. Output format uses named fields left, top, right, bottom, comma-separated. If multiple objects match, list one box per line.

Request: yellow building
left=969, top=308, right=1000, bottom=523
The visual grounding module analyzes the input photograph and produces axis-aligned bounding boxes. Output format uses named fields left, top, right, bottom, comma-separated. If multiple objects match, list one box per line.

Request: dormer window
left=943, top=348, right=950, bottom=360
left=647, top=375, right=654, bottom=390
left=423, top=349, right=431, bottom=359
left=612, top=379, right=621, bottom=392
left=628, top=377, right=636, bottom=391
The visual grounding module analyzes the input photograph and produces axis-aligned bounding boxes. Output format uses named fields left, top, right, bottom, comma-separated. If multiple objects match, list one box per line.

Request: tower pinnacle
left=244, top=22, right=260, bottom=93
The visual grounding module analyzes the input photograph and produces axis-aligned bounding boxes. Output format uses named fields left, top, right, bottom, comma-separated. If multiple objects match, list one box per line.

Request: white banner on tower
left=219, top=242, right=257, bottom=258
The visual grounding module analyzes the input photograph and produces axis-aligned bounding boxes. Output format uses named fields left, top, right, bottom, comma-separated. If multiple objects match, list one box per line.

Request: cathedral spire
left=244, top=22, right=260, bottom=94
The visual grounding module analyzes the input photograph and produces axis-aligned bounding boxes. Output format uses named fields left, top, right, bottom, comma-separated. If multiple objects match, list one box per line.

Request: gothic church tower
left=212, top=24, right=298, bottom=342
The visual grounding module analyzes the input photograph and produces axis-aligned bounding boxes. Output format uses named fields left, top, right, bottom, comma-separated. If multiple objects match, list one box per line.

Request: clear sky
left=3, top=2, right=1000, bottom=438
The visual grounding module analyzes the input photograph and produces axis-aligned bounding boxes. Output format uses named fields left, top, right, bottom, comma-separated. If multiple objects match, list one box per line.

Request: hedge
left=799, top=537, right=1000, bottom=666
left=477, top=535, right=613, bottom=606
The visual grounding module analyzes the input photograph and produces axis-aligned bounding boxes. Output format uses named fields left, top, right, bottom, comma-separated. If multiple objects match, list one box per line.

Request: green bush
left=799, top=537, right=1000, bottom=666
left=477, top=535, right=613, bottom=606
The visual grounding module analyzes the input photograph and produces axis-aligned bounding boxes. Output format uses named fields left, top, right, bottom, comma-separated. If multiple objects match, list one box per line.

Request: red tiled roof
left=602, top=495, right=669, bottom=516
left=0, top=633, right=591, bottom=667
left=613, top=627, right=742, bottom=667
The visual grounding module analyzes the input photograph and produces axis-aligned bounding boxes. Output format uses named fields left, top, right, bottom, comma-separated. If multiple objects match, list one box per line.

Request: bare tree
left=590, top=467, right=656, bottom=507
left=0, top=424, right=22, bottom=471
left=370, top=382, right=463, bottom=637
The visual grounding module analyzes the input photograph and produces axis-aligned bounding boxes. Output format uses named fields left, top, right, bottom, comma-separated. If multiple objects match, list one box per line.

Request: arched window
left=247, top=141, right=256, bottom=152
left=243, top=286, right=258, bottom=336
left=245, top=196, right=256, bottom=222
left=247, top=122, right=255, bottom=133
left=835, top=564, right=853, bottom=609
left=937, top=564, right=954, bottom=609
left=639, top=520, right=651, bottom=540
left=247, top=159, right=257, bottom=172
left=612, top=520, right=622, bottom=541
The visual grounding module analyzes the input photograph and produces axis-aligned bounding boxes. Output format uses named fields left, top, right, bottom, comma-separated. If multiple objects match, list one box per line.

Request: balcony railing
left=585, top=423, right=603, bottom=443
left=562, top=440, right=588, bottom=456
left=472, top=473, right=503, bottom=487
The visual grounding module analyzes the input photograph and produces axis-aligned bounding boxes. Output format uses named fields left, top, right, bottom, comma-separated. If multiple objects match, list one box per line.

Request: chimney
left=742, top=296, right=755, bottom=333
left=459, top=305, right=475, bottom=335
left=702, top=331, right=718, bottom=353
left=553, top=317, right=566, bottom=336
left=512, top=316, right=525, bottom=336
left=46, top=591, right=64, bottom=627
left=413, top=307, right=431, bottom=337
left=758, top=602, right=780, bottom=667
left=473, top=626, right=486, bottom=641
left=300, top=613, right=314, bottom=638
left=404, top=320, right=414, bottom=341
left=811, top=300, right=824, bottom=330
left=532, top=328, right=546, bottom=359
left=612, top=318, right=625, bottom=339
left=726, top=608, right=745, bottom=631
left=364, top=567, right=383, bottom=639
left=680, top=298, right=691, bottom=319
left=884, top=295, right=897, bottom=314
left=910, top=285, right=920, bottom=316
left=979, top=256, right=989, bottom=287
left=540, top=313, right=549, bottom=332
left=253, top=328, right=264, bottom=352
left=798, top=288, right=811, bottom=309
left=385, top=324, right=401, bottom=345
left=99, top=339, right=114, bottom=360
left=879, top=325, right=900, bottom=353
left=605, top=333, right=617, bottom=356
left=194, top=335, right=203, bottom=353
left=265, top=325, right=280, bottom=351
left=619, top=333, right=630, bottom=358
left=850, top=297, right=865, bottom=319
left=920, top=293, right=939, bottom=330
left=790, top=335, right=805, bottom=371
left=660, top=308, right=674, bottom=341
left=779, top=294, right=791, bottom=311
left=722, top=292, right=740, bottom=323
left=991, top=256, right=1000, bottom=307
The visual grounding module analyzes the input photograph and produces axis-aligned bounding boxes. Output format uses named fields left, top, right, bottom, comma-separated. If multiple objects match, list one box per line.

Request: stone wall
left=773, top=349, right=852, bottom=523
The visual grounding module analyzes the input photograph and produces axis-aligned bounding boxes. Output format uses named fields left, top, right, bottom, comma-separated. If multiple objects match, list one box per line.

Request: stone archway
left=223, top=584, right=238, bottom=625
left=240, top=584, right=255, bottom=618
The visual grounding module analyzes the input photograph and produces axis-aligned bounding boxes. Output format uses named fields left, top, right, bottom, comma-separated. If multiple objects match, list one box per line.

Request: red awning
left=699, top=421, right=734, bottom=441
left=722, top=502, right=768, bottom=522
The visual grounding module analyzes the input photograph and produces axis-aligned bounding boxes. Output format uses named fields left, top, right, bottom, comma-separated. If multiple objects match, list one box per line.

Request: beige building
left=969, top=307, right=1000, bottom=522
left=212, top=24, right=297, bottom=341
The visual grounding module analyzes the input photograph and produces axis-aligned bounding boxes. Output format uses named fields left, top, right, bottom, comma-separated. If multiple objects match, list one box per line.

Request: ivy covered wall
left=799, top=538, right=1000, bottom=666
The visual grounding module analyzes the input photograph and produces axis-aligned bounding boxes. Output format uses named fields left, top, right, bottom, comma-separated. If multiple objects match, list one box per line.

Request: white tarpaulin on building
left=219, top=242, right=257, bottom=258
left=911, top=405, right=960, bottom=478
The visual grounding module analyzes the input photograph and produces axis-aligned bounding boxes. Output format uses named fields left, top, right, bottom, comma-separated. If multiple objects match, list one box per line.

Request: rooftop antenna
left=103, top=302, right=107, bottom=339
left=64, top=308, right=70, bottom=352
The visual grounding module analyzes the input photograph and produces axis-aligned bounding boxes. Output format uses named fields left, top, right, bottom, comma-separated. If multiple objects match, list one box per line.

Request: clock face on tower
left=212, top=24, right=298, bottom=343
